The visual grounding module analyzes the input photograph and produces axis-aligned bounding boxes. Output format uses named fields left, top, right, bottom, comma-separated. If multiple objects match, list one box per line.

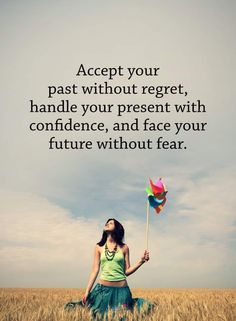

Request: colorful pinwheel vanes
left=146, top=178, right=168, bottom=214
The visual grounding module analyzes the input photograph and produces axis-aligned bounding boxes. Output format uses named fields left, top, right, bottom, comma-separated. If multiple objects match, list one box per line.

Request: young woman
left=65, top=218, right=156, bottom=319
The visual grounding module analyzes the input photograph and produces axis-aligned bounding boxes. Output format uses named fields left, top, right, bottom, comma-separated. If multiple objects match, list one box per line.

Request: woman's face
left=104, top=220, right=115, bottom=232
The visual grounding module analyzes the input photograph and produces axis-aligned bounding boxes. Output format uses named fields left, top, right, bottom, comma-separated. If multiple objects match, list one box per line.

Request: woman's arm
left=84, top=244, right=101, bottom=295
left=124, top=245, right=149, bottom=277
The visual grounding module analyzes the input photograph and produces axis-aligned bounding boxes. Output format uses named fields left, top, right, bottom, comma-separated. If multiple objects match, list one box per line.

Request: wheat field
left=0, top=288, right=235, bottom=321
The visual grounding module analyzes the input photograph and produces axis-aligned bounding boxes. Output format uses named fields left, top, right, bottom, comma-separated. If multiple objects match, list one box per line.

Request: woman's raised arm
left=124, top=245, right=149, bottom=277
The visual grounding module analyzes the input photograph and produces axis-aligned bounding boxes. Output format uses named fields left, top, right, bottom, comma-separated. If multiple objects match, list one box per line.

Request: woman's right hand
left=82, top=292, right=89, bottom=305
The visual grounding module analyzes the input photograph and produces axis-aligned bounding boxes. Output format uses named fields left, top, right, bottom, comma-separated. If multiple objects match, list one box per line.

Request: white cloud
left=175, top=166, right=236, bottom=239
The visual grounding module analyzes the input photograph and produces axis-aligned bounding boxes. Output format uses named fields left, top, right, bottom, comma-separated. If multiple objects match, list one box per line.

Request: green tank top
left=100, top=246, right=126, bottom=281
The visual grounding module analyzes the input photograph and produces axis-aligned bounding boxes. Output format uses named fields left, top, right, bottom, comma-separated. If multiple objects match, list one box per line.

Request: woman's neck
left=106, top=234, right=116, bottom=243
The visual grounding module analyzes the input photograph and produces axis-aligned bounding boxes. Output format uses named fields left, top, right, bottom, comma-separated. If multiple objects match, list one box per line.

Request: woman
left=64, top=218, right=156, bottom=320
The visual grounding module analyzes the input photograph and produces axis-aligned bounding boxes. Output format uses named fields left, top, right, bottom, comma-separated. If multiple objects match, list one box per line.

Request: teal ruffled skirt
left=64, top=283, right=155, bottom=320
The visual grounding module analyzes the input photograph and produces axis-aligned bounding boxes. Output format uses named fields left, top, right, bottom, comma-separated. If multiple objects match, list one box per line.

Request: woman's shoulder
left=95, top=243, right=102, bottom=253
left=119, top=243, right=129, bottom=255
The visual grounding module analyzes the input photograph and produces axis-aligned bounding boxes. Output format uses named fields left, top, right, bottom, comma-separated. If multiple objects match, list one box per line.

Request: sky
left=0, top=0, right=236, bottom=288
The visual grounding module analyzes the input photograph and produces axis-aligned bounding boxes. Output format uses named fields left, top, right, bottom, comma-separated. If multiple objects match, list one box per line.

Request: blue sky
left=0, top=0, right=235, bottom=288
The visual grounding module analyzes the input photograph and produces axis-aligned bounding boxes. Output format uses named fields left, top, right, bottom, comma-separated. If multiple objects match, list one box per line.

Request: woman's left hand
left=140, top=250, right=149, bottom=263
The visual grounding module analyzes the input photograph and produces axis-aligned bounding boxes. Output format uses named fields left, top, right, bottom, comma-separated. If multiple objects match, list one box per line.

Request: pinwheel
left=146, top=178, right=168, bottom=214
left=145, top=178, right=168, bottom=250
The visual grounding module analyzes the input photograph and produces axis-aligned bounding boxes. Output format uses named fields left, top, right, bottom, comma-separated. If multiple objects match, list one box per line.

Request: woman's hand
left=140, top=249, right=149, bottom=263
left=82, top=292, right=89, bottom=305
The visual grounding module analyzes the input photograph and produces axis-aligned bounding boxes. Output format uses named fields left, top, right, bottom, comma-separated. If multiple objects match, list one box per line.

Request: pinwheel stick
left=145, top=199, right=150, bottom=250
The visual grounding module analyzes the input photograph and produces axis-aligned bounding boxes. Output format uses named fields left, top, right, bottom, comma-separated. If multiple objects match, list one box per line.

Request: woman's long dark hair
left=97, top=218, right=125, bottom=247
